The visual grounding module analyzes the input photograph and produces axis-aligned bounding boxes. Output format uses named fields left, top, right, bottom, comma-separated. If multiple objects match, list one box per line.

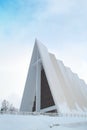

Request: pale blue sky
left=0, top=0, right=87, bottom=108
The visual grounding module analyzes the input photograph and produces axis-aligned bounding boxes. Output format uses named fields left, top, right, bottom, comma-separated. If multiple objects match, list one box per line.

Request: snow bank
left=0, top=114, right=87, bottom=130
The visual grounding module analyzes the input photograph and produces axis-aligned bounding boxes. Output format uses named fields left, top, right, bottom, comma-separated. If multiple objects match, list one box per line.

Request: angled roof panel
left=20, top=40, right=87, bottom=114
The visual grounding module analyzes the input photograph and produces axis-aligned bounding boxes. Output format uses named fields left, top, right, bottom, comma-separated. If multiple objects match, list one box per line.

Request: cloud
left=0, top=0, right=47, bottom=23
left=45, top=0, right=87, bottom=16
left=47, top=0, right=75, bottom=15
left=31, top=0, right=87, bottom=44
left=0, top=0, right=87, bottom=106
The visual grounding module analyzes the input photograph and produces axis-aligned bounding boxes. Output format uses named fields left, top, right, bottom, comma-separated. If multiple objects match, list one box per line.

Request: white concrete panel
left=36, top=41, right=66, bottom=113
left=57, top=60, right=77, bottom=111
left=65, top=68, right=85, bottom=111
left=50, top=54, right=77, bottom=111
left=77, top=79, right=87, bottom=103
left=36, top=62, right=41, bottom=112
left=79, top=79, right=87, bottom=98
left=73, top=74, right=87, bottom=109
left=20, top=43, right=39, bottom=112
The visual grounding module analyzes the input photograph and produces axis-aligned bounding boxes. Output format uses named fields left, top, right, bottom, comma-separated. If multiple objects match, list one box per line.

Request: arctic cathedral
left=20, top=40, right=87, bottom=114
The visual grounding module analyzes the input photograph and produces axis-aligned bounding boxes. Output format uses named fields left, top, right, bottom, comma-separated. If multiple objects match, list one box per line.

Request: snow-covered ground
left=0, top=113, right=87, bottom=130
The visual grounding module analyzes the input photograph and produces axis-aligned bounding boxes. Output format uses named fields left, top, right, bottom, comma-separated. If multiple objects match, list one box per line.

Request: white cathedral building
left=20, top=39, right=87, bottom=115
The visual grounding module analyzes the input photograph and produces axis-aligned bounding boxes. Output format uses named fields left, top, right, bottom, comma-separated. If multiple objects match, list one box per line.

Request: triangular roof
left=20, top=39, right=87, bottom=114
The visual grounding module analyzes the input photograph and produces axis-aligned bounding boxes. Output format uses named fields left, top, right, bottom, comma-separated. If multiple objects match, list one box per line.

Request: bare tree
left=0, top=100, right=9, bottom=113
left=9, top=104, right=18, bottom=112
left=0, top=99, right=18, bottom=113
